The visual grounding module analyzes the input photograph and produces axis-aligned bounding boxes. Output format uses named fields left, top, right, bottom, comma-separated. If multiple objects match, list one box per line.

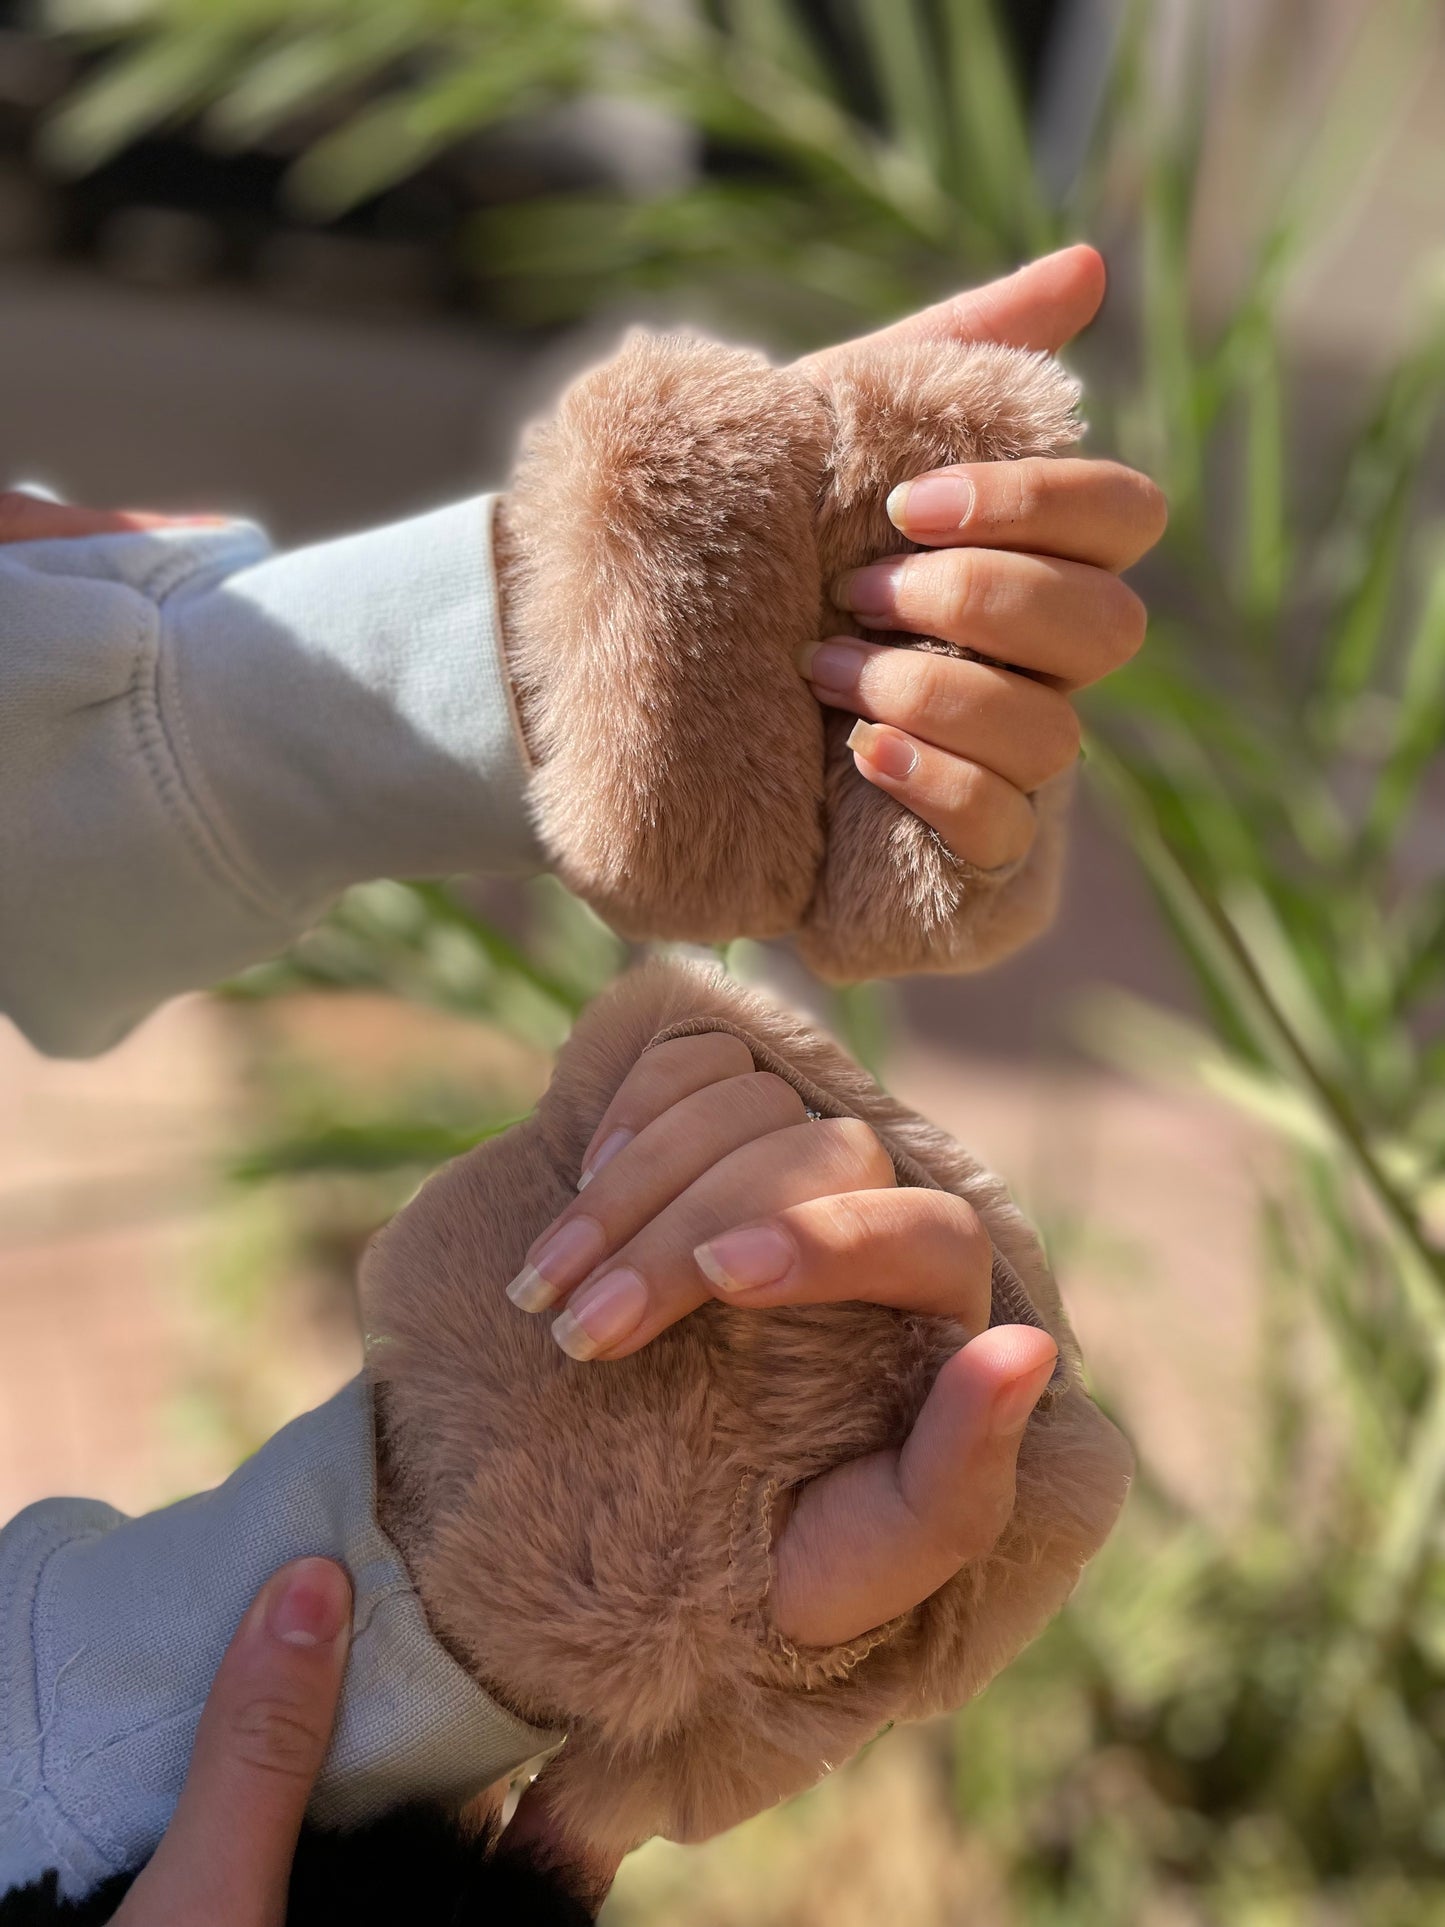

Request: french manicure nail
left=884, top=481, right=911, bottom=527
left=551, top=1268, right=648, bottom=1361
left=577, top=1127, right=633, bottom=1191
left=267, top=1557, right=351, bottom=1647
left=507, top=1216, right=606, bottom=1313
left=887, top=473, right=976, bottom=534
left=833, top=559, right=903, bottom=617
left=848, top=720, right=918, bottom=779
left=795, top=639, right=866, bottom=694
left=989, top=1356, right=1057, bottom=1437
left=695, top=1225, right=795, bottom=1293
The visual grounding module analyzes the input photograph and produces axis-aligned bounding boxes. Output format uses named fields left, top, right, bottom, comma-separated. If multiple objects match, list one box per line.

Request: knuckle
left=952, top=756, right=995, bottom=818
left=893, top=646, right=951, bottom=721
left=623, top=1032, right=755, bottom=1124
left=936, top=550, right=983, bottom=633
left=944, top=1199, right=994, bottom=1320
left=951, top=1481, right=1016, bottom=1564
left=964, top=779, right=1036, bottom=870
left=1034, top=690, right=1082, bottom=774
left=945, top=1193, right=992, bottom=1263
left=744, top=1071, right=809, bottom=1130
left=229, top=1696, right=326, bottom=1781
left=1005, top=795, right=1040, bottom=865
left=821, top=1115, right=896, bottom=1189
left=1089, top=576, right=1146, bottom=671
left=1126, top=468, right=1170, bottom=545
left=702, top=1033, right=757, bottom=1080
left=898, top=1450, right=1011, bottom=1570
left=1113, top=581, right=1149, bottom=660
left=1000, top=460, right=1045, bottom=532
left=966, top=1202, right=993, bottom=1260
left=644, top=1032, right=751, bottom=1091
left=815, top=1185, right=883, bottom=1248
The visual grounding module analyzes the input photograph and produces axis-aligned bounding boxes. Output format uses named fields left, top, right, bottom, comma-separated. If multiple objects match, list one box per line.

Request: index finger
left=694, top=1185, right=993, bottom=1335
left=888, top=244, right=1106, bottom=353
left=115, top=1559, right=352, bottom=1927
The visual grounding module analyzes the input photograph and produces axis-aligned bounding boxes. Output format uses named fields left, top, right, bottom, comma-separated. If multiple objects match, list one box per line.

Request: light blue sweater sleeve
left=0, top=497, right=539, bottom=1057
left=0, top=1378, right=561, bottom=1901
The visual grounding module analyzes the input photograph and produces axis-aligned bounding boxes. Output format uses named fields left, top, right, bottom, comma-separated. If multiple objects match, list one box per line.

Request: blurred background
left=2, top=0, right=1444, bottom=1920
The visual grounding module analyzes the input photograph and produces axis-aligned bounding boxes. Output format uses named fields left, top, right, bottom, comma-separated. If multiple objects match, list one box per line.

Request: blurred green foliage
left=39, top=1, right=1445, bottom=1919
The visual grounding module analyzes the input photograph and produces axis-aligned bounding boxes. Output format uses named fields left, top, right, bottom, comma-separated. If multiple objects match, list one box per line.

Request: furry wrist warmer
left=495, top=330, right=1081, bottom=981
left=363, top=961, right=1131, bottom=1853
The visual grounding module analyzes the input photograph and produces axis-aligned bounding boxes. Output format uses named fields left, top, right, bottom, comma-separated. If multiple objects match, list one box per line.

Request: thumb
left=770, top=1325, right=1058, bottom=1648
left=797, top=244, right=1105, bottom=385
left=886, top=243, right=1106, bottom=352
left=115, top=1557, right=353, bottom=1927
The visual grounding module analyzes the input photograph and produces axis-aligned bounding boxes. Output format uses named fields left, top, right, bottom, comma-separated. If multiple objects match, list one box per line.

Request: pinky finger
left=847, top=722, right=1037, bottom=871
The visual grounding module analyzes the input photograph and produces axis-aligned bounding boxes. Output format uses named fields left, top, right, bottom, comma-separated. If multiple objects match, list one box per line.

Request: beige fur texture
left=364, top=961, right=1131, bottom=1853
left=497, top=330, right=1081, bottom=981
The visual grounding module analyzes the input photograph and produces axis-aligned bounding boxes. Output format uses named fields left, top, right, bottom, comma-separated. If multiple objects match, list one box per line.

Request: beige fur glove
left=364, top=961, right=1131, bottom=1853
left=495, top=331, right=1081, bottom=981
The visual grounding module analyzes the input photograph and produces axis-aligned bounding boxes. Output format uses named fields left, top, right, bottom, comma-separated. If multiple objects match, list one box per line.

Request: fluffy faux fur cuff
left=364, top=961, right=1131, bottom=1853
left=496, top=330, right=1081, bottom=980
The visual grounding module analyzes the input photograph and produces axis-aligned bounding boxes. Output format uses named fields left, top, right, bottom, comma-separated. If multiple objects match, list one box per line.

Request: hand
left=795, top=245, right=1167, bottom=872
left=505, top=1032, right=1058, bottom=1648
left=0, top=491, right=221, bottom=542
left=112, top=1558, right=352, bottom=1926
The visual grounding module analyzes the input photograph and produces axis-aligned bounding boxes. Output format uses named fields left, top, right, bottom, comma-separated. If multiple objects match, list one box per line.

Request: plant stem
left=1089, top=745, right=1445, bottom=1328
left=1272, top=1344, right=1445, bottom=1815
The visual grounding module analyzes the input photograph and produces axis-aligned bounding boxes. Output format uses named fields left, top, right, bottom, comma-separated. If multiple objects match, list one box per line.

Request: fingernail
left=507, top=1216, right=606, bottom=1313
left=833, top=559, right=903, bottom=617
left=267, top=1558, right=351, bottom=1647
left=848, top=720, right=918, bottom=779
left=989, top=1354, right=1057, bottom=1437
left=695, top=1225, right=795, bottom=1294
left=551, top=1268, right=647, bottom=1361
left=120, top=511, right=228, bottom=529
left=795, top=639, right=866, bottom=694
left=577, top=1127, right=633, bottom=1191
left=887, top=473, right=975, bottom=535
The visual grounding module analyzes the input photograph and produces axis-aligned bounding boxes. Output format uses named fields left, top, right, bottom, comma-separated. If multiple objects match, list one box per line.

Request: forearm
left=2, top=317, right=1103, bottom=1064
left=0, top=501, right=536, bottom=1058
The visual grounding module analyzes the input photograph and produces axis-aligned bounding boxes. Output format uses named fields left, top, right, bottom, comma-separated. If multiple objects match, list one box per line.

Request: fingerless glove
left=496, top=331, right=1081, bottom=980
left=365, top=960, right=1130, bottom=1852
